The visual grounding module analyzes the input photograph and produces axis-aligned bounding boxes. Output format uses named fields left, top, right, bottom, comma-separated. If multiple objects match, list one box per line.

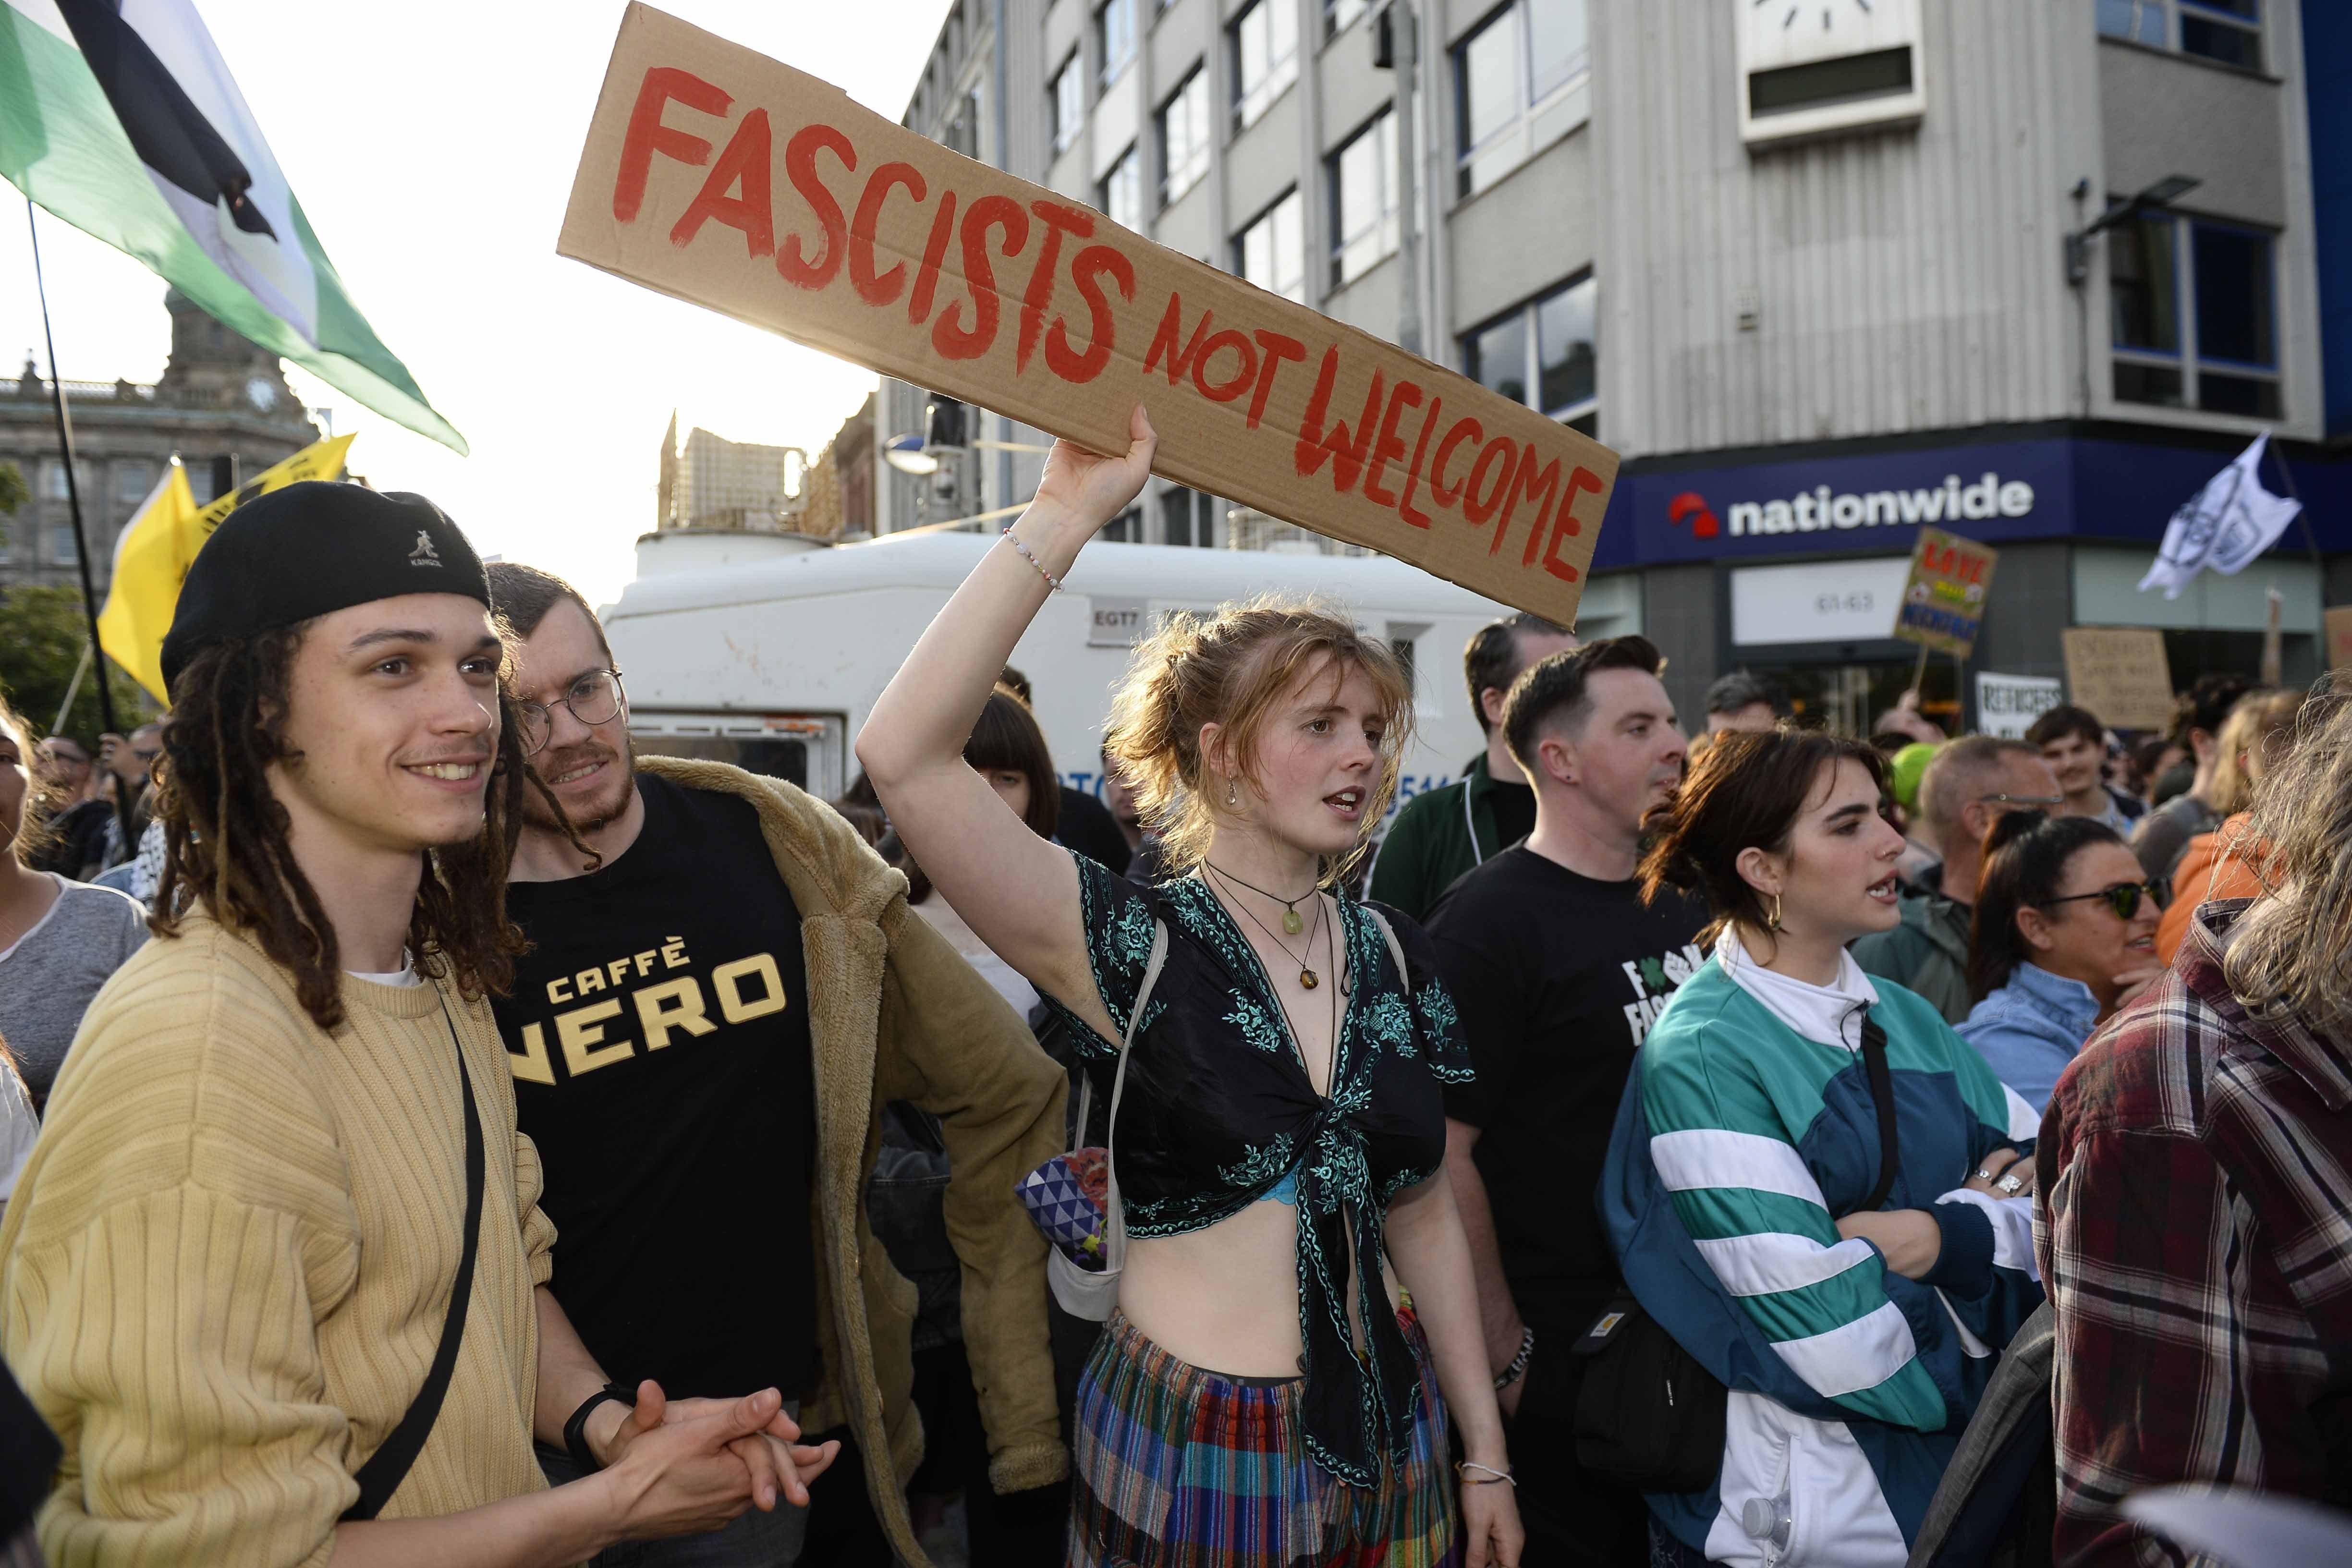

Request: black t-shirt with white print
left=1426, top=845, right=1707, bottom=1336
left=495, top=774, right=816, bottom=1401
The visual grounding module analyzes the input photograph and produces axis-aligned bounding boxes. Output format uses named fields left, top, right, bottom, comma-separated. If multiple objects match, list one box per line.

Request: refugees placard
left=1974, top=672, right=2063, bottom=740
left=1891, top=527, right=1997, bottom=658
left=558, top=4, right=1613, bottom=626
left=2062, top=627, right=2175, bottom=731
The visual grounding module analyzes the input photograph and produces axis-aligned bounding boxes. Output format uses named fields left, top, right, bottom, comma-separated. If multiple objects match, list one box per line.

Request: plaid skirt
left=1066, top=1308, right=1462, bottom=1568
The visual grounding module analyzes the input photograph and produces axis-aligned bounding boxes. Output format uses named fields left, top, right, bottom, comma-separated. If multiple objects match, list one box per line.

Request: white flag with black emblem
left=2138, top=434, right=2303, bottom=600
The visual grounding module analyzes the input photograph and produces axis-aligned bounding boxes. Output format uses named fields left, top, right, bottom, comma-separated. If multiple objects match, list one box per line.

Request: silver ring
left=1997, top=1172, right=2024, bottom=1194
left=1973, top=1167, right=1995, bottom=1181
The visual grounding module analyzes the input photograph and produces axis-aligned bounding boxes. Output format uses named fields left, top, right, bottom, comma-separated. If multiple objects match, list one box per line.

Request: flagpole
left=2266, top=436, right=2326, bottom=602
left=26, top=199, right=133, bottom=854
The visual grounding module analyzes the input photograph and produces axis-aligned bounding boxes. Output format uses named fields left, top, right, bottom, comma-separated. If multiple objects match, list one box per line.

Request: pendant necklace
left=1203, top=860, right=1318, bottom=935
left=1207, top=863, right=1328, bottom=989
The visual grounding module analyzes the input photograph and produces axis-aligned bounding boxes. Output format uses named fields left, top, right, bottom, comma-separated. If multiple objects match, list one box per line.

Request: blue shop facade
left=1574, top=422, right=2352, bottom=736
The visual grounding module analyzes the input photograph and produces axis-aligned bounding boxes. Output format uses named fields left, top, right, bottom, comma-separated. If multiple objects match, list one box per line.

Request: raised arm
left=854, top=406, right=1157, bottom=1031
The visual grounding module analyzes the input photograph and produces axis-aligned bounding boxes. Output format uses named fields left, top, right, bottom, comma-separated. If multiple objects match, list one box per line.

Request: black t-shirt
left=1485, top=776, right=1536, bottom=853
left=496, top=774, right=817, bottom=1400
left=1426, top=847, right=1708, bottom=1335
left=1058, top=786, right=1133, bottom=876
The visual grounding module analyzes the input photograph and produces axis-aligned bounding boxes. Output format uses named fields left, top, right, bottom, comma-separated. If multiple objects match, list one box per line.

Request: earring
left=1227, top=778, right=1239, bottom=808
left=1766, top=893, right=1785, bottom=933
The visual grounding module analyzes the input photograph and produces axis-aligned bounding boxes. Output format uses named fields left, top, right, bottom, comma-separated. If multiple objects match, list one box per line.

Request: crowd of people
left=0, top=406, right=2342, bottom=1568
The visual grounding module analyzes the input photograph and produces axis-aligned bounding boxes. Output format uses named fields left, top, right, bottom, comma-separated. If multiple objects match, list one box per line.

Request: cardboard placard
left=2327, top=606, right=2352, bottom=672
left=2061, top=627, right=2176, bottom=731
left=558, top=4, right=1612, bottom=626
left=1974, top=672, right=2064, bottom=740
left=1892, top=526, right=1997, bottom=658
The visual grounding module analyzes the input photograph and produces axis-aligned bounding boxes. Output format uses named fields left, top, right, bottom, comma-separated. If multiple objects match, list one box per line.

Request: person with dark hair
left=23, top=732, right=104, bottom=878
left=1603, top=728, right=2043, bottom=1568
left=487, top=561, right=1066, bottom=1568
left=999, top=663, right=1132, bottom=875
left=1426, top=635, right=1702, bottom=1566
left=858, top=409, right=1520, bottom=1568
left=1851, top=737, right=2062, bottom=1025
left=2024, top=705, right=2140, bottom=835
left=1703, top=669, right=1787, bottom=734
left=0, top=486, right=817, bottom=1566
left=1368, top=610, right=1575, bottom=920
left=2130, top=735, right=2184, bottom=807
left=2039, top=685, right=2352, bottom=1565
left=2132, top=671, right=2253, bottom=883
left=1957, top=814, right=2160, bottom=1113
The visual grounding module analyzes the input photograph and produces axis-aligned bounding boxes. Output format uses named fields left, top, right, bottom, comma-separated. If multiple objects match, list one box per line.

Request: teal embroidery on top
left=1219, top=1133, right=1299, bottom=1192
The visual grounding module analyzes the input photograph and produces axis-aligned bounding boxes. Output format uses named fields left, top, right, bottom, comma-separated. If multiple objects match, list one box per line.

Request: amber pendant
left=1282, top=906, right=1304, bottom=935
left=1300, top=968, right=1320, bottom=990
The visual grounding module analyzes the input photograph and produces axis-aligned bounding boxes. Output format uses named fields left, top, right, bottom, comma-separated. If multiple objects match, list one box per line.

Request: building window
left=1159, top=68, right=1211, bottom=204
left=1328, top=109, right=1399, bottom=287
left=1050, top=53, right=1084, bottom=153
left=1232, top=0, right=1299, bottom=131
left=1101, top=505, right=1143, bottom=542
left=46, top=523, right=77, bottom=566
left=2096, top=0, right=2262, bottom=71
left=41, top=459, right=66, bottom=499
left=1160, top=486, right=1196, bottom=545
left=942, top=89, right=982, bottom=158
left=1236, top=188, right=1305, bottom=303
left=1098, top=0, right=1137, bottom=85
left=1462, top=272, right=1597, bottom=431
left=1101, top=143, right=1146, bottom=233
left=2109, top=212, right=2279, bottom=418
left=112, top=462, right=152, bottom=504
left=1454, top=0, right=1589, bottom=198
left=1327, top=0, right=1371, bottom=37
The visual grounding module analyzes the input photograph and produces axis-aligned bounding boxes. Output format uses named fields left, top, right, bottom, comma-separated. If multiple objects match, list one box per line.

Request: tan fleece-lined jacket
left=634, top=757, right=1068, bottom=1565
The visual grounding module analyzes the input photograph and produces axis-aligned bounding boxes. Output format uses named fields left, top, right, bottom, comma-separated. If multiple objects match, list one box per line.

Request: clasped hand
left=1832, top=1147, right=2033, bottom=1282
left=590, top=1381, right=841, bottom=1540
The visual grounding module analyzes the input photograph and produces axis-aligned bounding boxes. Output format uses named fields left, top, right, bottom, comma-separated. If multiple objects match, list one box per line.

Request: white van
left=602, top=529, right=1634, bottom=825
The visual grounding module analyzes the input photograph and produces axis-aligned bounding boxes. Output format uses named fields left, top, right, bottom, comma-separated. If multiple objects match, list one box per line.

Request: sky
left=0, top=0, right=957, bottom=607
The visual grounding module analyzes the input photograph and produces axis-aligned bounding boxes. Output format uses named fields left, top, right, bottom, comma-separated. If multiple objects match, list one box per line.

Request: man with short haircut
left=487, top=562, right=1070, bottom=1567
left=2040, top=689, right=2352, bottom=1564
left=1427, top=637, right=1704, bottom=1567
left=1703, top=669, right=1787, bottom=734
left=1852, top=737, right=2064, bottom=1024
left=2027, top=705, right=2138, bottom=836
left=2132, top=673, right=2252, bottom=884
left=24, top=734, right=105, bottom=878
left=0, top=485, right=817, bottom=1566
left=1369, top=611, right=1576, bottom=920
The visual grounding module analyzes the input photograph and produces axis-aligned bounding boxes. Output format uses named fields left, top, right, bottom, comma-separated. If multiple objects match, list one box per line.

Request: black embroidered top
left=1041, top=855, right=1474, bottom=1487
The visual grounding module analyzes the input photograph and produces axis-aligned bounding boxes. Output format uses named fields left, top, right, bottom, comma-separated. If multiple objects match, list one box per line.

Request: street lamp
left=2065, top=173, right=2201, bottom=286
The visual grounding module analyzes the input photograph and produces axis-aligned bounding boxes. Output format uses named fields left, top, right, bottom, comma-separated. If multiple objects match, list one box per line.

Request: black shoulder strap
left=342, top=994, right=486, bottom=1522
left=1859, top=1011, right=1902, bottom=1214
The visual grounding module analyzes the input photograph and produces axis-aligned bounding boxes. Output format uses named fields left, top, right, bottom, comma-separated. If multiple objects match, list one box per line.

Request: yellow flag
left=97, top=435, right=356, bottom=704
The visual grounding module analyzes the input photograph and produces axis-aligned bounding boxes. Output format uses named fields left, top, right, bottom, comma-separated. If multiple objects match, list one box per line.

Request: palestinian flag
left=0, top=0, right=466, bottom=453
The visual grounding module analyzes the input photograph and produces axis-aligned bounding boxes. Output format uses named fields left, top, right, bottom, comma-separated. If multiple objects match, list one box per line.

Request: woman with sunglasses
left=1958, top=811, right=2162, bottom=1113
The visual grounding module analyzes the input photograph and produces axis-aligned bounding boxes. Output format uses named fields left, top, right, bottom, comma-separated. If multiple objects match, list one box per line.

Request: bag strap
left=1363, top=906, right=1411, bottom=995
left=1858, top=1010, right=1902, bottom=1214
left=1096, top=921, right=1171, bottom=1275
left=342, top=992, right=486, bottom=1522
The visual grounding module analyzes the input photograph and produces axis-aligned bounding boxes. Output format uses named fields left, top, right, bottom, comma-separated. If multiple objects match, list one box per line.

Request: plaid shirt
left=2036, top=899, right=2352, bottom=1567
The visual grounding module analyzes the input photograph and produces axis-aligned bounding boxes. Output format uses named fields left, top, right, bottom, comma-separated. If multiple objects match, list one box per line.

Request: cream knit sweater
left=0, top=912, right=558, bottom=1567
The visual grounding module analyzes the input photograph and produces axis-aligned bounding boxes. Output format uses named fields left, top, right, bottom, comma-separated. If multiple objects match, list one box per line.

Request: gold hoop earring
left=1766, top=893, right=1785, bottom=933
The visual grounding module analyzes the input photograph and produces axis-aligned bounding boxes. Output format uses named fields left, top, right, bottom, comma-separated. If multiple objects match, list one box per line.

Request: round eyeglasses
left=2042, top=880, right=2160, bottom=922
left=517, top=669, right=625, bottom=757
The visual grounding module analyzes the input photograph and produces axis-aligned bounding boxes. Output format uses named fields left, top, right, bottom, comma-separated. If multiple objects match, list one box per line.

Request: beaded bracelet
left=1493, top=1323, right=1535, bottom=1390
left=1001, top=525, right=1063, bottom=592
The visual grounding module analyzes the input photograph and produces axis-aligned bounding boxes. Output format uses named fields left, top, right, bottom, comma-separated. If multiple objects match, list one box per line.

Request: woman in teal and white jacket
left=1600, top=729, right=2044, bottom=1568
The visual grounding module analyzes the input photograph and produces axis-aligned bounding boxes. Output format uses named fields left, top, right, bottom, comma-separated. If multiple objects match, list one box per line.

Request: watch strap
left=563, top=1381, right=638, bottom=1472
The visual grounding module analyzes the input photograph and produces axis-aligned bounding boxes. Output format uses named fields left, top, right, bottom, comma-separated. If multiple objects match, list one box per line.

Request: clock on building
left=1735, top=0, right=1927, bottom=149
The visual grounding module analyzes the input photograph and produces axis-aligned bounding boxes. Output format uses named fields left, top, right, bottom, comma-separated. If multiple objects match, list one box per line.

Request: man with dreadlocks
left=0, top=485, right=836, bottom=1568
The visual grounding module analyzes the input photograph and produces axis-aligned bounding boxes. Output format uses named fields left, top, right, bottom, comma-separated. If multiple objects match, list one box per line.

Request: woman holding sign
left=857, top=407, right=1521, bottom=1568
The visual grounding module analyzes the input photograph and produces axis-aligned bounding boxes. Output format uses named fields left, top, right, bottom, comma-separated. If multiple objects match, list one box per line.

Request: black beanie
left=160, top=482, right=491, bottom=694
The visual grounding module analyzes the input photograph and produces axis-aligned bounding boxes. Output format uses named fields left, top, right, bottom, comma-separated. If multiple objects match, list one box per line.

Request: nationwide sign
left=558, top=4, right=1613, bottom=626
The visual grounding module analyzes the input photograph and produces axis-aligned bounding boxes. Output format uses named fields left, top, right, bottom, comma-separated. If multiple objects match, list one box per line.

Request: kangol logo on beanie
left=409, top=530, right=444, bottom=568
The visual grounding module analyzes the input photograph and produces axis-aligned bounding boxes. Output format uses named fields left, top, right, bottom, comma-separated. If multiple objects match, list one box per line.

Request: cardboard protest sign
left=2327, top=606, right=2352, bottom=672
left=558, top=4, right=1612, bottom=626
left=1974, top=672, right=2063, bottom=740
left=1892, top=527, right=1997, bottom=657
left=2062, top=627, right=2175, bottom=731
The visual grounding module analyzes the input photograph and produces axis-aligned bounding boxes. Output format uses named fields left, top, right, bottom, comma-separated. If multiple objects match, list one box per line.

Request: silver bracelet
left=1000, top=525, right=1063, bottom=592
left=1493, top=1323, right=1535, bottom=1391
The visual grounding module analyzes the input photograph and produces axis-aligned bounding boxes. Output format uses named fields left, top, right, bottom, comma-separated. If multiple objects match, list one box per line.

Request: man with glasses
left=485, top=563, right=1071, bottom=1567
left=1853, top=736, right=2063, bottom=1024
left=25, top=735, right=106, bottom=878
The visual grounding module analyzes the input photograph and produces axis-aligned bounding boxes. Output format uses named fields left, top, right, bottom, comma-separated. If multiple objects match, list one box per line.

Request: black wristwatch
left=563, top=1381, right=637, bottom=1472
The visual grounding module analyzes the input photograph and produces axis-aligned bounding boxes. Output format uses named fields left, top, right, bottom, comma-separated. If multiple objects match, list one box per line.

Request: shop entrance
left=1773, top=657, right=1963, bottom=738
